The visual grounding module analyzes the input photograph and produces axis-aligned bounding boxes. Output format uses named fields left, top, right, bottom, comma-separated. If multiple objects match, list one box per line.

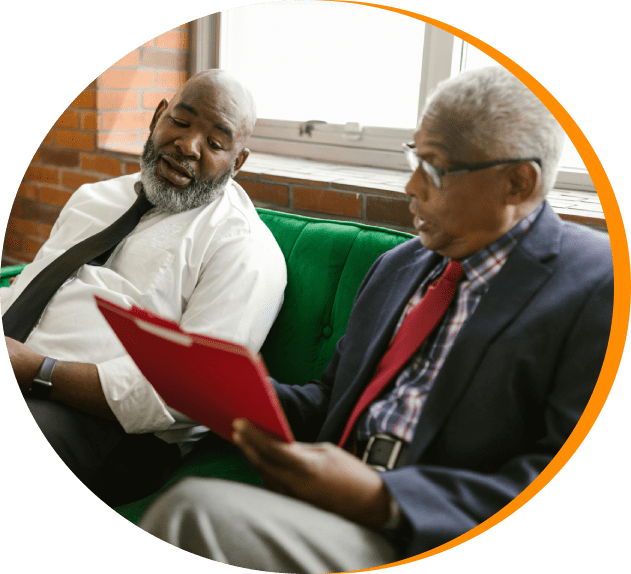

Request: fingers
left=234, top=434, right=262, bottom=467
left=231, top=424, right=287, bottom=493
left=232, top=419, right=316, bottom=494
left=231, top=420, right=387, bottom=524
left=232, top=419, right=298, bottom=468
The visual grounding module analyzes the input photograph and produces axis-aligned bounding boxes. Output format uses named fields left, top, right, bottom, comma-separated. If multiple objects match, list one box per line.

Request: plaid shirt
left=356, top=204, right=543, bottom=443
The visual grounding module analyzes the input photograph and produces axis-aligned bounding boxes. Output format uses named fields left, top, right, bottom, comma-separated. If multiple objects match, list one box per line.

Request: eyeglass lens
left=404, top=144, right=443, bottom=188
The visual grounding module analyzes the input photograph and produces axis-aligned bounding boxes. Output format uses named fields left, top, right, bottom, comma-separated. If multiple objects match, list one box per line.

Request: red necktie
left=337, top=260, right=464, bottom=447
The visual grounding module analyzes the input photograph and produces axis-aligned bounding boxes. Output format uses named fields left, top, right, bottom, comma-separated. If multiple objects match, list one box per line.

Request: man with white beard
left=2, top=70, right=287, bottom=506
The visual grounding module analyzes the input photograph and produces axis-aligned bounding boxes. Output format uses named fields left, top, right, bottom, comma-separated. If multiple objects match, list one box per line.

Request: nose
left=175, top=131, right=203, bottom=160
left=405, top=167, right=428, bottom=200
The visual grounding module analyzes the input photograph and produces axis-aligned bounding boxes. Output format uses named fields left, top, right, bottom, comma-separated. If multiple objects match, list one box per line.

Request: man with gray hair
left=2, top=70, right=287, bottom=506
left=140, top=67, right=612, bottom=572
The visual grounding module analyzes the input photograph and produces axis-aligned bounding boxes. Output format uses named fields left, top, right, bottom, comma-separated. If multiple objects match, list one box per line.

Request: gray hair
left=422, top=66, right=565, bottom=195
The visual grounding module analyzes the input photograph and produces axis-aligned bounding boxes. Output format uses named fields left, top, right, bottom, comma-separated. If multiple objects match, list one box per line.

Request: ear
left=504, top=161, right=542, bottom=205
left=149, top=98, right=169, bottom=132
left=232, top=148, right=250, bottom=177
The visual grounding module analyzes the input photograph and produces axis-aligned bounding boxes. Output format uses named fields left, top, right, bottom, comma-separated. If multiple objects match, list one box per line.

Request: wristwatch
left=29, top=356, right=57, bottom=399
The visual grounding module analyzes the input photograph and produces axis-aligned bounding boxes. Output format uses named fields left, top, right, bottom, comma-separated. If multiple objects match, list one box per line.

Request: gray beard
left=139, top=138, right=233, bottom=214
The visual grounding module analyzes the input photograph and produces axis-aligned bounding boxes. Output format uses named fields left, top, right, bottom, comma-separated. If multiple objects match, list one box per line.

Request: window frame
left=191, top=14, right=594, bottom=192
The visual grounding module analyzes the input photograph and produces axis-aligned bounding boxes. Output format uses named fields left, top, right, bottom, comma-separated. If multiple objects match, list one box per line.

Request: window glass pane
left=454, top=41, right=586, bottom=171
left=221, top=1, right=424, bottom=128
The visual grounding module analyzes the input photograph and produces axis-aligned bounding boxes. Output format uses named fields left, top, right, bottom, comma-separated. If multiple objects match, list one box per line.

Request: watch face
left=33, top=378, right=53, bottom=386
left=30, top=378, right=53, bottom=399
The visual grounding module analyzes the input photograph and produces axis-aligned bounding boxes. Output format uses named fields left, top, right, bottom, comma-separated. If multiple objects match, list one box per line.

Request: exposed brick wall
left=3, top=24, right=190, bottom=265
left=236, top=172, right=417, bottom=235
left=98, top=25, right=189, bottom=155
left=235, top=169, right=608, bottom=237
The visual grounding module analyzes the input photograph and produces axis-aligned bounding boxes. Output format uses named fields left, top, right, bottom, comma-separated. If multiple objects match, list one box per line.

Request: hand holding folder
left=95, top=296, right=293, bottom=443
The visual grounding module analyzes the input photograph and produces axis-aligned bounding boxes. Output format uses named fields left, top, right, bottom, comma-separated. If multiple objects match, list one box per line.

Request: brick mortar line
left=254, top=178, right=402, bottom=197
left=96, top=87, right=181, bottom=91
left=104, top=66, right=189, bottom=73
left=138, top=47, right=190, bottom=53
left=255, top=176, right=407, bottom=196
left=98, top=128, right=151, bottom=132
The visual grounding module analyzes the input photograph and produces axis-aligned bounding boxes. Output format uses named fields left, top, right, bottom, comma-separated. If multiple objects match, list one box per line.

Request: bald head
left=182, top=70, right=257, bottom=145
left=141, top=69, right=257, bottom=213
left=151, top=69, right=257, bottom=151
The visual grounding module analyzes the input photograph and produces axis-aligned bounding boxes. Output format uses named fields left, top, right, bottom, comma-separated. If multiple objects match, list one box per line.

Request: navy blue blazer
left=273, top=201, right=613, bottom=558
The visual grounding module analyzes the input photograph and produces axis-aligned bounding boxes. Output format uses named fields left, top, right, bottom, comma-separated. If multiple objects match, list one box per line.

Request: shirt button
left=322, top=325, right=333, bottom=338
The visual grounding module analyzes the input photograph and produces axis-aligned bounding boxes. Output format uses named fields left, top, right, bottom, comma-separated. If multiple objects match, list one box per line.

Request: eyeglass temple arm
left=446, top=157, right=542, bottom=174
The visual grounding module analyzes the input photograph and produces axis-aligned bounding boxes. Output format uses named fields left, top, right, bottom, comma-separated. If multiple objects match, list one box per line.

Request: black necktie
left=3, top=191, right=153, bottom=343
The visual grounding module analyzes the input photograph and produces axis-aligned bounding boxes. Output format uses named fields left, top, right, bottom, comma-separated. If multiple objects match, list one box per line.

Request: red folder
left=95, top=296, right=294, bottom=443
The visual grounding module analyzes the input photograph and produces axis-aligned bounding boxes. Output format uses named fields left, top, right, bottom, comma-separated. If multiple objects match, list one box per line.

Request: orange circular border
left=324, top=0, right=630, bottom=569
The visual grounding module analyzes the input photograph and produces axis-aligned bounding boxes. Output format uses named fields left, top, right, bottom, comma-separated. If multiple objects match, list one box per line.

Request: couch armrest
left=0, top=264, right=27, bottom=288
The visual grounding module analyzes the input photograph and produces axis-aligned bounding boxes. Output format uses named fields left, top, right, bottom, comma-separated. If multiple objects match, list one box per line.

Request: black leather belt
left=359, top=434, right=408, bottom=471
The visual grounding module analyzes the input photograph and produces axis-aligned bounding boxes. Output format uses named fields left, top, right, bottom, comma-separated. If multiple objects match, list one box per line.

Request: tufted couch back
left=256, top=209, right=413, bottom=387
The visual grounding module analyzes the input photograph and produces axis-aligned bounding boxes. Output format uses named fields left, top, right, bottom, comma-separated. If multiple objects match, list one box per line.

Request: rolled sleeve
left=97, top=354, right=176, bottom=433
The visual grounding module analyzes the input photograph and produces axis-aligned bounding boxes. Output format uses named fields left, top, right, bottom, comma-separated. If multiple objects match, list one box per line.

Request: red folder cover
left=95, top=296, right=294, bottom=443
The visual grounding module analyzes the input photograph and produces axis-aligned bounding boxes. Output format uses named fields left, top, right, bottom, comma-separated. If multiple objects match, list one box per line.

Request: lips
left=409, top=204, right=427, bottom=231
left=158, top=155, right=194, bottom=187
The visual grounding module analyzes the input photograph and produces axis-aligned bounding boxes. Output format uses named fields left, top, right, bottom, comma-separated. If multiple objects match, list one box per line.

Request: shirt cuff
left=381, top=492, right=403, bottom=532
left=97, top=354, right=176, bottom=433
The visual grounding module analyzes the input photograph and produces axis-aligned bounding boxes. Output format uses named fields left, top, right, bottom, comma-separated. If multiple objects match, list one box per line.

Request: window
left=192, top=2, right=593, bottom=191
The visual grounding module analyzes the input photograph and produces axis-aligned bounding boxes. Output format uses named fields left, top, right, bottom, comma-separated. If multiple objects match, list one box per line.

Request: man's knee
left=142, top=477, right=231, bottom=524
left=140, top=478, right=226, bottom=557
left=141, top=478, right=310, bottom=568
left=141, top=478, right=266, bottom=540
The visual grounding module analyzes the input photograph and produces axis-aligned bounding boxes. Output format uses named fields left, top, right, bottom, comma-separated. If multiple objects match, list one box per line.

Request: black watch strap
left=30, top=356, right=57, bottom=399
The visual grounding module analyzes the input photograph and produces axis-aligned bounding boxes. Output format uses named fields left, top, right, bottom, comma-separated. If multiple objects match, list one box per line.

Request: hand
left=232, top=419, right=392, bottom=530
left=5, top=336, right=45, bottom=392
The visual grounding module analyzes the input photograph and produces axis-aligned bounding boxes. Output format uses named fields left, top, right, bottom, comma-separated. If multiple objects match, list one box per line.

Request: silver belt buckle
left=361, top=434, right=403, bottom=471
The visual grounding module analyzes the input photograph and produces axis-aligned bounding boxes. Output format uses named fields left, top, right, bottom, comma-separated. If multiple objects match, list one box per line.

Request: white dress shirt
left=1, top=173, right=287, bottom=452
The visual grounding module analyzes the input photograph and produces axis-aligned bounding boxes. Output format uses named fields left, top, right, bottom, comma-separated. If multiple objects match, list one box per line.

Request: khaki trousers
left=139, top=477, right=398, bottom=574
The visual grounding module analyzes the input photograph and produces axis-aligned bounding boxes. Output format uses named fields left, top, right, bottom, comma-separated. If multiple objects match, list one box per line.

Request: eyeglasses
left=403, top=143, right=541, bottom=190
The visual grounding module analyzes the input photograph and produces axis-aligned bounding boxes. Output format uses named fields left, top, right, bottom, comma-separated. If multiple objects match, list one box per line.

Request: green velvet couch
left=2, top=208, right=413, bottom=523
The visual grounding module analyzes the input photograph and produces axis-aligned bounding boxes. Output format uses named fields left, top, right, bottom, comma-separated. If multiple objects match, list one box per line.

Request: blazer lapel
left=407, top=202, right=564, bottom=461
left=318, top=244, right=442, bottom=441
left=349, top=250, right=441, bottom=386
